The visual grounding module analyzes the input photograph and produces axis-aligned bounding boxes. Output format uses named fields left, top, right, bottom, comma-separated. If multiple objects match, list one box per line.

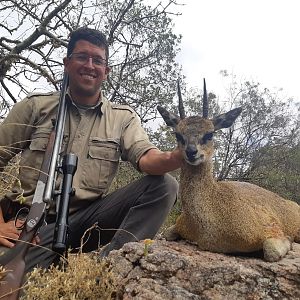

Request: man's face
left=64, top=40, right=110, bottom=100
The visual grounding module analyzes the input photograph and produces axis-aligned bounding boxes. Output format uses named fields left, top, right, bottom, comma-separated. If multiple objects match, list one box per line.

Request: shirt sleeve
left=120, top=112, right=158, bottom=171
left=0, top=97, right=36, bottom=170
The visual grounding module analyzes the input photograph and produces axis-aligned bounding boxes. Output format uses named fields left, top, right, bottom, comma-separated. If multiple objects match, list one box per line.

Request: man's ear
left=103, top=65, right=110, bottom=80
left=213, top=107, right=242, bottom=131
left=63, top=57, right=70, bottom=72
left=157, top=106, right=180, bottom=128
left=105, top=65, right=110, bottom=75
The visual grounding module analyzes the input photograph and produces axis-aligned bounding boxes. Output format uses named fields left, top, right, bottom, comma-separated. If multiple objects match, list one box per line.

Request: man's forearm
left=138, top=148, right=183, bottom=175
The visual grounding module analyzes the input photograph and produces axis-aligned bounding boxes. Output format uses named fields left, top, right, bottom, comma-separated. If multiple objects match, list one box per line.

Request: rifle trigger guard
left=14, top=206, right=30, bottom=230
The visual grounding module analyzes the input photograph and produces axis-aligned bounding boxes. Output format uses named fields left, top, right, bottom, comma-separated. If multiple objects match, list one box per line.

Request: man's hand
left=0, top=219, right=40, bottom=248
left=0, top=220, right=21, bottom=248
left=138, top=148, right=184, bottom=175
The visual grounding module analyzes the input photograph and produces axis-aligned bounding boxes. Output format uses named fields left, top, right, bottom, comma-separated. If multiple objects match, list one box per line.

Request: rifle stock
left=0, top=219, right=42, bottom=299
left=0, top=73, right=70, bottom=299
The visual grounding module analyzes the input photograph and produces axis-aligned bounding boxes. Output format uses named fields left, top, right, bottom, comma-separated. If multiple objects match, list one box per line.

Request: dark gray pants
left=24, top=173, right=178, bottom=272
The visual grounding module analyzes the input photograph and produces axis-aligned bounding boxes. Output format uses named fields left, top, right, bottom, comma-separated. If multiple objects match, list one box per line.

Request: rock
left=107, top=239, right=300, bottom=300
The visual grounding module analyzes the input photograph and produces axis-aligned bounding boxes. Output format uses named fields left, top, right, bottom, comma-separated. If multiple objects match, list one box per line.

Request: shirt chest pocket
left=80, top=139, right=121, bottom=193
left=19, top=131, right=51, bottom=190
left=27, top=131, right=51, bottom=166
left=29, top=133, right=49, bottom=151
left=28, top=131, right=68, bottom=162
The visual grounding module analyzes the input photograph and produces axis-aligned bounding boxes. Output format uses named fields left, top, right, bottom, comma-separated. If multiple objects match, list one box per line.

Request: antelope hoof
left=263, top=237, right=292, bottom=262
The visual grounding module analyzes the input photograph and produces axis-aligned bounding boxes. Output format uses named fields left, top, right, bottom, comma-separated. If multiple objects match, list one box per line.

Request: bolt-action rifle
left=0, top=73, right=77, bottom=299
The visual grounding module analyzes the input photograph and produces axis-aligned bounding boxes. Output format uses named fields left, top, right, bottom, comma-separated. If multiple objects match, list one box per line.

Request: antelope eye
left=175, top=133, right=186, bottom=145
left=201, top=132, right=214, bottom=144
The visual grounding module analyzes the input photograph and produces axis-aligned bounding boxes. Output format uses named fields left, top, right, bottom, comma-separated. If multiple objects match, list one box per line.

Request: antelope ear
left=213, top=107, right=242, bottom=131
left=157, top=106, right=180, bottom=127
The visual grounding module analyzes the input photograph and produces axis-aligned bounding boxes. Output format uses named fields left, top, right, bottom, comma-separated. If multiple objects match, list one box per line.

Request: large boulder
left=108, top=239, right=300, bottom=300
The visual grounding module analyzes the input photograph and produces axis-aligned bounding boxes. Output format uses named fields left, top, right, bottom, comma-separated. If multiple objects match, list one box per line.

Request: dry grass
left=0, top=265, right=7, bottom=282
left=0, top=232, right=119, bottom=299
left=0, top=153, right=21, bottom=200
left=21, top=253, right=117, bottom=300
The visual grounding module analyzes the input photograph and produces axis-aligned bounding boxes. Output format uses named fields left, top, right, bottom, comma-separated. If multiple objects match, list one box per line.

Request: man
left=0, top=27, right=182, bottom=272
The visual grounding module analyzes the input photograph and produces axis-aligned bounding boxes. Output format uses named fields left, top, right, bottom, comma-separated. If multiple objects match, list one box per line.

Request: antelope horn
left=177, top=79, right=186, bottom=119
left=202, top=78, right=208, bottom=118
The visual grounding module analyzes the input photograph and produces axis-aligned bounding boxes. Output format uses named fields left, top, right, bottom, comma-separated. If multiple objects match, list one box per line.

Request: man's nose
left=84, top=57, right=94, bottom=67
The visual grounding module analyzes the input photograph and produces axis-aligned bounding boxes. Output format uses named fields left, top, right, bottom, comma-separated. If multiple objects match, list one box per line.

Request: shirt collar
left=66, top=88, right=105, bottom=114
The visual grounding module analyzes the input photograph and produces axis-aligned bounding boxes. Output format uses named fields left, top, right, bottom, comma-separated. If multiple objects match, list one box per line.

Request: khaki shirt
left=0, top=91, right=157, bottom=212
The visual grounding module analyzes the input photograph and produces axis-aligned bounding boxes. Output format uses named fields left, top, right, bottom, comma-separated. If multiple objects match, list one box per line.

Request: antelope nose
left=186, top=145, right=197, bottom=160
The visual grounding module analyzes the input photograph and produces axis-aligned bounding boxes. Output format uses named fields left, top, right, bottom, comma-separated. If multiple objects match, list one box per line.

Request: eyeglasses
left=69, top=53, right=107, bottom=66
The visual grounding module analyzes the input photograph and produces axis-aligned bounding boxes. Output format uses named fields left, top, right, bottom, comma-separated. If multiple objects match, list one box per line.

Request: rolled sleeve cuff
left=127, top=142, right=158, bottom=171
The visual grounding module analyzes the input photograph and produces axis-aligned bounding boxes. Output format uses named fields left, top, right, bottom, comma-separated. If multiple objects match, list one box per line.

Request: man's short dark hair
left=67, top=27, right=109, bottom=63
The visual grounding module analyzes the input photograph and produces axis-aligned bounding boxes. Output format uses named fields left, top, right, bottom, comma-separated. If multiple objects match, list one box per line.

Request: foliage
left=0, top=265, right=6, bottom=283
left=204, top=73, right=300, bottom=183
left=0, top=153, right=21, bottom=200
left=250, top=143, right=300, bottom=203
left=109, top=161, right=143, bottom=193
left=0, top=0, right=182, bottom=122
left=21, top=253, right=117, bottom=299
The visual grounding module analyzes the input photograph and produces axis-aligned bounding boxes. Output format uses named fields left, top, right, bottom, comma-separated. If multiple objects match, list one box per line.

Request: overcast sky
left=173, top=0, right=300, bottom=101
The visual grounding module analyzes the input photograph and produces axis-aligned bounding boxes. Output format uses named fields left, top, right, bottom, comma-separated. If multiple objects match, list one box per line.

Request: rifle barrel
left=44, top=73, right=69, bottom=203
